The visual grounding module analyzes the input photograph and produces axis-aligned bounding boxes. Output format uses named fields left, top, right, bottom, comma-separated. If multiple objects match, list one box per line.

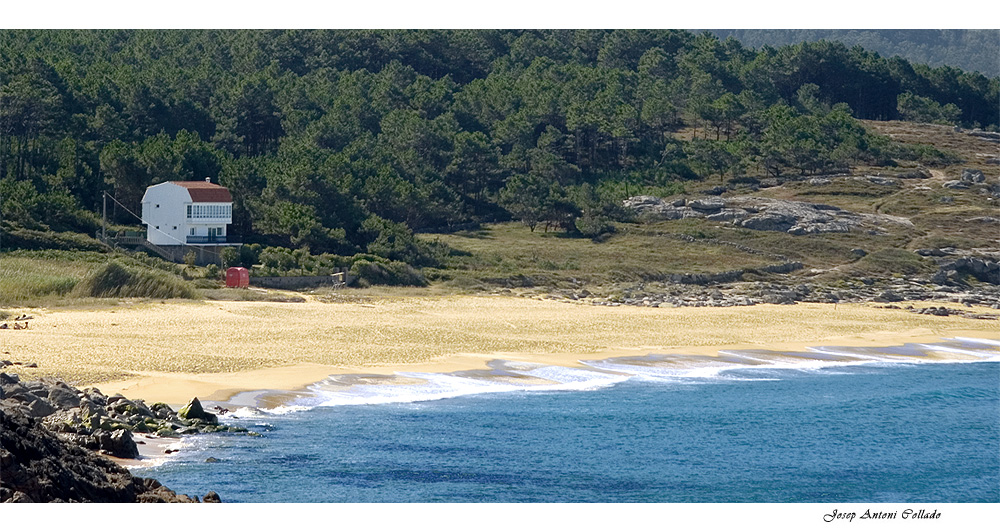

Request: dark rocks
left=47, top=384, right=81, bottom=409
left=0, top=376, right=248, bottom=454
left=150, top=402, right=174, bottom=419
left=914, top=306, right=957, bottom=317
left=875, top=290, right=905, bottom=303
left=761, top=290, right=800, bottom=305
left=203, top=491, right=222, bottom=503
left=104, top=429, right=140, bottom=459
left=178, top=397, right=218, bottom=424
left=935, top=256, right=1000, bottom=285
left=24, top=398, right=56, bottom=418
left=0, top=405, right=216, bottom=503
left=0, top=377, right=252, bottom=502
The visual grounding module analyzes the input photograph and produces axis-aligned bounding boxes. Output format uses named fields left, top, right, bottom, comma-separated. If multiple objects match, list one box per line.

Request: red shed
left=226, top=267, right=249, bottom=288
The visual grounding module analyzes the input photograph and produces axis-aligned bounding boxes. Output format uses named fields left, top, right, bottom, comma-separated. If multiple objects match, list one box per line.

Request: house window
left=187, top=205, right=192, bottom=218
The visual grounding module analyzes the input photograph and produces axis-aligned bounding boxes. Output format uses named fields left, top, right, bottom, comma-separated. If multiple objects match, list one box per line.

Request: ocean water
left=138, top=338, right=1000, bottom=503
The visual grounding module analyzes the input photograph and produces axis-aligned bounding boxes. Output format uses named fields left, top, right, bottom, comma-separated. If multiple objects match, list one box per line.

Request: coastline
left=94, top=327, right=1000, bottom=409
left=2, top=296, right=997, bottom=408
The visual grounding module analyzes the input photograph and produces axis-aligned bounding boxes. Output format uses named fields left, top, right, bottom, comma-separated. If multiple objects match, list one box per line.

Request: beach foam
left=237, top=337, right=1000, bottom=413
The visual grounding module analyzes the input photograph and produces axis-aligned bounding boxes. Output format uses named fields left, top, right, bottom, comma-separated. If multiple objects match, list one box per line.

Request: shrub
left=887, top=143, right=962, bottom=167
left=221, top=246, right=240, bottom=268
left=574, top=213, right=616, bottom=240
left=350, top=259, right=427, bottom=287
left=72, top=260, right=195, bottom=299
left=897, top=92, right=962, bottom=125
left=1, top=222, right=107, bottom=252
left=362, top=216, right=442, bottom=267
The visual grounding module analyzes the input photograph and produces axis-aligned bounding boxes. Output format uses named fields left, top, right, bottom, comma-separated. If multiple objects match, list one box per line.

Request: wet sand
left=1, top=295, right=996, bottom=407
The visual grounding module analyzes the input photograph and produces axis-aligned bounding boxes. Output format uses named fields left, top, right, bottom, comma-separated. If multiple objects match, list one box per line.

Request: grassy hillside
left=420, top=119, right=998, bottom=297
left=2, top=115, right=997, bottom=308
left=0, top=251, right=195, bottom=305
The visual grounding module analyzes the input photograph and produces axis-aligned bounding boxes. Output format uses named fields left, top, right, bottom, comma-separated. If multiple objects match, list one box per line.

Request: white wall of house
left=141, top=183, right=233, bottom=246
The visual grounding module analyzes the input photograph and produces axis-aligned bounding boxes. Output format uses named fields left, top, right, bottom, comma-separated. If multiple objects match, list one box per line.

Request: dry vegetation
left=863, top=120, right=999, bottom=168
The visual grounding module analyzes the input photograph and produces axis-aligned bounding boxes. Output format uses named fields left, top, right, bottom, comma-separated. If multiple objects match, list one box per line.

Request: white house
left=140, top=178, right=236, bottom=247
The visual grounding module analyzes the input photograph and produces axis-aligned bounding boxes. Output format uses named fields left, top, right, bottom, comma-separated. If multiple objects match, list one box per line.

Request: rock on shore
left=1, top=375, right=228, bottom=503
left=0, top=405, right=219, bottom=502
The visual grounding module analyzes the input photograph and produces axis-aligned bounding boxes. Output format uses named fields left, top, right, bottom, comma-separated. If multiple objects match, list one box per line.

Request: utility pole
left=102, top=191, right=107, bottom=243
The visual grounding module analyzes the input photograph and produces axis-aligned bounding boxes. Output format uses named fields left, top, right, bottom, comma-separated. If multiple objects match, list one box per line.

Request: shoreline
left=105, top=433, right=185, bottom=468
left=2, top=296, right=997, bottom=408
left=111, top=332, right=1000, bottom=469
left=99, top=327, right=1000, bottom=410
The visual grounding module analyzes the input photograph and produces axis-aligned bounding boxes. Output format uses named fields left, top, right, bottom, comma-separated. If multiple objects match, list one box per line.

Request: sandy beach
left=1, top=294, right=997, bottom=407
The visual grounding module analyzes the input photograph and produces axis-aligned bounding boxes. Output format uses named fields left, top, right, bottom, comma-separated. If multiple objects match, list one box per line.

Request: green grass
left=0, top=252, right=105, bottom=304
left=421, top=222, right=785, bottom=288
left=840, top=248, right=937, bottom=278
left=71, top=260, right=195, bottom=299
left=0, top=250, right=195, bottom=305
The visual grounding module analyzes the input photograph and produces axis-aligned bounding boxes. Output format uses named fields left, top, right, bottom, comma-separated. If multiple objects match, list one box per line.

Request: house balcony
left=186, top=235, right=241, bottom=245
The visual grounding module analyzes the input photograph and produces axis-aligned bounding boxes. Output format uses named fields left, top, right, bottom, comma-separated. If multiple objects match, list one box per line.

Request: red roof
left=172, top=181, right=232, bottom=203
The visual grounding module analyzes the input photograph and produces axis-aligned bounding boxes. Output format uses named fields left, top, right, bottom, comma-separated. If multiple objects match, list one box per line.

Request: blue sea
left=137, top=337, right=1000, bottom=503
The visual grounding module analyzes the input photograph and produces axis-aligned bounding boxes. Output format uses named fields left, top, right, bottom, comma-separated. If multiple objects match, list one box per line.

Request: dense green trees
left=1, top=29, right=995, bottom=258
left=708, top=29, right=1000, bottom=78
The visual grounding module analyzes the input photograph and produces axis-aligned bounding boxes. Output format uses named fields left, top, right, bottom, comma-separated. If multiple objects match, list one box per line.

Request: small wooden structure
left=225, top=267, right=250, bottom=288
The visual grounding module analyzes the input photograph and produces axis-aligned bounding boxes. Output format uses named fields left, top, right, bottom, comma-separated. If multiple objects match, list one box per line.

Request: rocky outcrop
left=533, top=278, right=1000, bottom=311
left=0, top=374, right=253, bottom=502
left=962, top=168, right=986, bottom=183
left=943, top=168, right=995, bottom=190
left=178, top=397, right=218, bottom=424
left=966, top=129, right=1000, bottom=143
left=0, top=401, right=219, bottom=503
left=624, top=195, right=913, bottom=235
left=917, top=248, right=1000, bottom=286
left=939, top=256, right=1000, bottom=285
left=0, top=374, right=246, bottom=444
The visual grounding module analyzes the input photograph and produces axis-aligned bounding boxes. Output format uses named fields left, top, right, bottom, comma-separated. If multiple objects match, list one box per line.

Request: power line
left=103, top=190, right=233, bottom=263
left=104, top=191, right=188, bottom=246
